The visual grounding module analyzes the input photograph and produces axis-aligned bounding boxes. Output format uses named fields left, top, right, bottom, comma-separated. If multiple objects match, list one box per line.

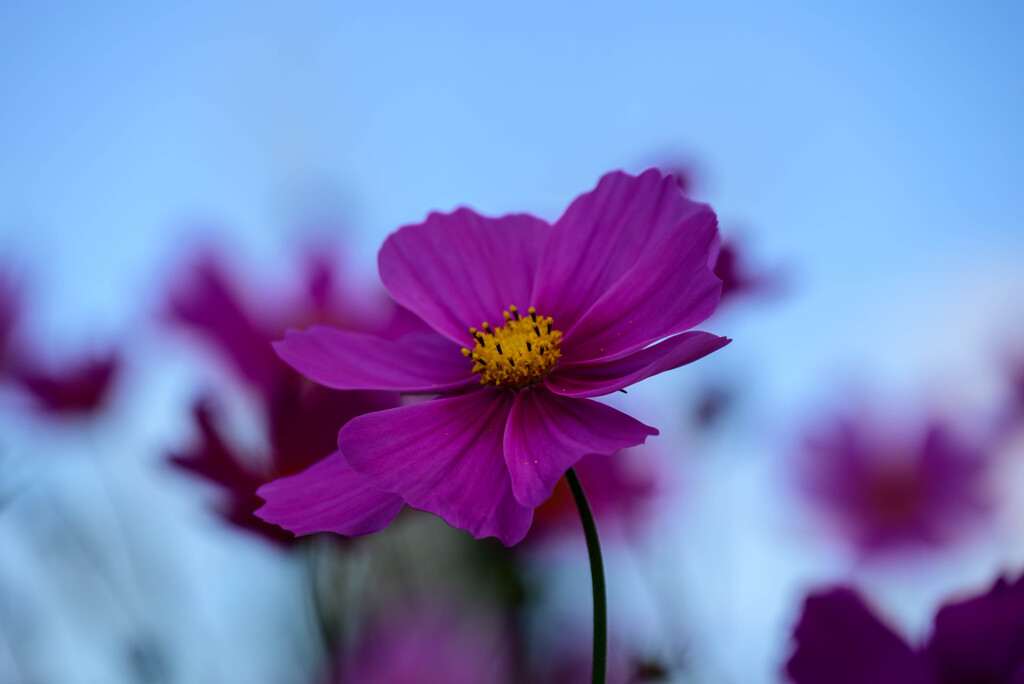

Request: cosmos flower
left=797, top=410, right=989, bottom=555
left=259, top=169, right=730, bottom=546
left=168, top=250, right=404, bottom=543
left=786, top=574, right=1024, bottom=683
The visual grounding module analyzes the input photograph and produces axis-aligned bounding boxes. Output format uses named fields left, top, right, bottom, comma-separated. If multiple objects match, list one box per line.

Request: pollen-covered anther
left=461, top=305, right=562, bottom=390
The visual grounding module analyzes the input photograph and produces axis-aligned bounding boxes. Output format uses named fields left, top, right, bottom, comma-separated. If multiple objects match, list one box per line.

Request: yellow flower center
left=461, top=306, right=563, bottom=390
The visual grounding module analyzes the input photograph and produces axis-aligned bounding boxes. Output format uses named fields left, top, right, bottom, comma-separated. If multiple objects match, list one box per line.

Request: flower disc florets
left=461, top=305, right=562, bottom=390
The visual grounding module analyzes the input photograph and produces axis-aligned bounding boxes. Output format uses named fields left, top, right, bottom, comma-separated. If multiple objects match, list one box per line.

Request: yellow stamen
left=461, top=305, right=562, bottom=390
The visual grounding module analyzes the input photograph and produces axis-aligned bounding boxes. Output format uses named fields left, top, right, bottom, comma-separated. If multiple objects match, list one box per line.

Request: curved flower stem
left=565, top=467, right=606, bottom=684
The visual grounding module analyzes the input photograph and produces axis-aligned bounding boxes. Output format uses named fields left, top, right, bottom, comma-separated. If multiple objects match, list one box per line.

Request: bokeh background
left=2, top=2, right=1023, bottom=682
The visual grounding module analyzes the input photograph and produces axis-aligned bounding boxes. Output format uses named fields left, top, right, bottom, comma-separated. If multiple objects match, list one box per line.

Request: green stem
left=565, top=467, right=606, bottom=684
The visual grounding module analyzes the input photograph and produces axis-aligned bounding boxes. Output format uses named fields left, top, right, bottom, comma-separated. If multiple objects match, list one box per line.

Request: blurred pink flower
left=168, top=249, right=407, bottom=544
left=798, top=411, right=989, bottom=555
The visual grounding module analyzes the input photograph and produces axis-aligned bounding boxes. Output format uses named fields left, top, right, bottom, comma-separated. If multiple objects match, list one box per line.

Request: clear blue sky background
left=2, top=2, right=1023, bottom=682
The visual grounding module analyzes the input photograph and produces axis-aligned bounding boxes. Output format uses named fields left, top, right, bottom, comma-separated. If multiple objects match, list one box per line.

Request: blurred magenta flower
left=786, top=574, right=1024, bottom=683
left=168, top=250, right=405, bottom=543
left=338, top=603, right=512, bottom=684
left=0, top=264, right=120, bottom=417
left=798, top=411, right=989, bottom=555
left=12, top=354, right=120, bottom=416
left=260, top=169, right=729, bottom=546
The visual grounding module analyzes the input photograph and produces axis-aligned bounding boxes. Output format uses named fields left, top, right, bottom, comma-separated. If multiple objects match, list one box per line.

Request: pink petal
left=503, top=387, right=657, bottom=507
left=379, top=209, right=548, bottom=345
left=532, top=169, right=712, bottom=333
left=255, top=451, right=404, bottom=537
left=339, top=389, right=534, bottom=546
left=274, top=326, right=475, bottom=393
left=560, top=208, right=721, bottom=363
left=546, top=332, right=731, bottom=398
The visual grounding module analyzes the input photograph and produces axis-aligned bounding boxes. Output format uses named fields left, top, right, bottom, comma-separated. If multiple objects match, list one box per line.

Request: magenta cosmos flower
left=258, top=170, right=730, bottom=545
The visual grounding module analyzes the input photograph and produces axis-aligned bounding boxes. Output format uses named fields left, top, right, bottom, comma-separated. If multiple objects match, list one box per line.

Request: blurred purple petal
left=786, top=588, right=929, bottom=684
left=166, top=248, right=408, bottom=543
left=13, top=353, right=120, bottom=416
left=714, top=240, right=773, bottom=305
left=927, top=574, right=1024, bottom=683
left=170, top=400, right=299, bottom=544
left=169, top=400, right=263, bottom=491
left=169, top=255, right=282, bottom=393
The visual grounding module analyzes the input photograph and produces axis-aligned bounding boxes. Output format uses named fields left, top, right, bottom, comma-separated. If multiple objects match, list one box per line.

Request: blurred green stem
left=565, top=467, right=606, bottom=684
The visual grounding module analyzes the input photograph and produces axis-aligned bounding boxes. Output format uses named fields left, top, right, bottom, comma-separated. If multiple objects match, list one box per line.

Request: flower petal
left=255, top=451, right=404, bottom=537
left=560, top=208, right=721, bottom=363
left=169, top=255, right=281, bottom=393
left=786, top=588, right=929, bottom=684
left=927, top=574, right=1024, bottom=683
left=339, top=389, right=534, bottom=546
left=274, top=326, right=474, bottom=393
left=503, top=387, right=657, bottom=507
left=546, top=332, right=731, bottom=397
left=532, top=169, right=712, bottom=332
left=379, top=209, right=549, bottom=345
